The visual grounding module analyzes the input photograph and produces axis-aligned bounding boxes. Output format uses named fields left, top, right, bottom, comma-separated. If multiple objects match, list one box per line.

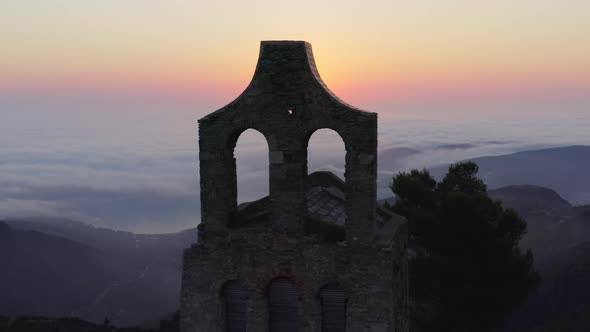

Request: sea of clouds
left=1, top=93, right=588, bottom=233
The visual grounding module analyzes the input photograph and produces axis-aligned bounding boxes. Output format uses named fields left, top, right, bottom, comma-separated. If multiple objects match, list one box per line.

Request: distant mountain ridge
left=431, top=145, right=590, bottom=205
left=6, top=217, right=197, bottom=254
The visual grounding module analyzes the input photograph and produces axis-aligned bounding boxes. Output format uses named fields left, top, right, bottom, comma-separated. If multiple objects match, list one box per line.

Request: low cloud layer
left=0, top=149, right=201, bottom=233
left=1, top=98, right=589, bottom=233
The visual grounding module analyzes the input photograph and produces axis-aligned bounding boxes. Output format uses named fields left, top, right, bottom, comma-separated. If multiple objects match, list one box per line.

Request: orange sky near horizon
left=1, top=1, right=589, bottom=110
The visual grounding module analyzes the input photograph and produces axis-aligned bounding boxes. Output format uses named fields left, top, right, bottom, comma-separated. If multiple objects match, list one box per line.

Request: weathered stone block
left=269, top=151, right=284, bottom=164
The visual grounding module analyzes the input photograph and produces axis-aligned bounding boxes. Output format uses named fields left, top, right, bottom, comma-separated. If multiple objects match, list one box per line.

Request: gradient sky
left=1, top=1, right=589, bottom=232
left=2, top=0, right=589, bottom=114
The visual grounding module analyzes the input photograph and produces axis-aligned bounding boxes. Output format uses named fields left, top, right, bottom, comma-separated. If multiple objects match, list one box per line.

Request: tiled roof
left=233, top=171, right=406, bottom=245
left=306, top=187, right=346, bottom=226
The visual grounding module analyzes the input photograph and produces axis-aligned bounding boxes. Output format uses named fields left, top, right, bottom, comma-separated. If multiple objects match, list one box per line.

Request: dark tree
left=390, top=162, right=540, bottom=332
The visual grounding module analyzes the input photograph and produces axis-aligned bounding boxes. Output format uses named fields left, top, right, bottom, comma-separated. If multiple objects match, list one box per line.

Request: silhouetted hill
left=0, top=219, right=197, bottom=327
left=431, top=145, right=590, bottom=204
left=0, top=222, right=126, bottom=318
left=487, top=189, right=590, bottom=331
left=489, top=185, right=572, bottom=211
left=489, top=186, right=590, bottom=263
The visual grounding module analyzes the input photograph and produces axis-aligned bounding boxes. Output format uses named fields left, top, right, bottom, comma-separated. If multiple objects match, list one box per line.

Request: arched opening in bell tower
left=304, top=128, right=348, bottom=240
left=234, top=129, right=270, bottom=205
left=306, top=128, right=346, bottom=180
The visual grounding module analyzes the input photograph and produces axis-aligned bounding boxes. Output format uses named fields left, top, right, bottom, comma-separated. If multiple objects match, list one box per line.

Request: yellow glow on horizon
left=1, top=0, right=589, bottom=104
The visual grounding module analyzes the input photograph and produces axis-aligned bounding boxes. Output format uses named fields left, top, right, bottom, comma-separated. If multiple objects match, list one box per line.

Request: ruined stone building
left=180, top=41, right=408, bottom=332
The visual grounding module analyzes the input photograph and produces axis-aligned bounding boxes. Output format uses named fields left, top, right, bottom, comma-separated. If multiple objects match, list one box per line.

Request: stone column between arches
left=198, top=147, right=238, bottom=237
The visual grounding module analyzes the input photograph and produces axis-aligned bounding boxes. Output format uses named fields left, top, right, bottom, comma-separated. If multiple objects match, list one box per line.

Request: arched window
left=320, top=285, right=346, bottom=332
left=305, top=129, right=348, bottom=239
left=234, top=129, right=270, bottom=204
left=306, top=129, right=346, bottom=179
left=223, top=281, right=248, bottom=332
left=268, top=278, right=299, bottom=332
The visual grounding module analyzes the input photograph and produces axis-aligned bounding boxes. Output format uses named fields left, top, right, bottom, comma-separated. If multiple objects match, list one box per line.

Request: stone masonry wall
left=181, top=223, right=407, bottom=332
left=180, top=41, right=408, bottom=332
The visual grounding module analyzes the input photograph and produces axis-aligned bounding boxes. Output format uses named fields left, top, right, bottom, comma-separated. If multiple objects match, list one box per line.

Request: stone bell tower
left=180, top=41, right=408, bottom=332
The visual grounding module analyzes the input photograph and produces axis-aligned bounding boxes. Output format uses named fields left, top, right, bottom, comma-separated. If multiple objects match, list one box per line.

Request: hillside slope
left=488, top=188, right=590, bottom=331
left=0, top=220, right=197, bottom=327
